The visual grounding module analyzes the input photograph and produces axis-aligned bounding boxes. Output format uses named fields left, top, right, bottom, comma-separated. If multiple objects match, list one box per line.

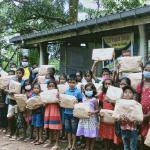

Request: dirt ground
left=0, top=132, right=104, bottom=150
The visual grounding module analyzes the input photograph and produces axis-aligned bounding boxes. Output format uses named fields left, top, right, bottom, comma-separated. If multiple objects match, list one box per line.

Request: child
left=83, top=70, right=95, bottom=84
left=22, top=79, right=33, bottom=141
left=99, top=78, right=116, bottom=150
left=120, top=86, right=138, bottom=150
left=136, top=61, right=150, bottom=150
left=5, top=70, right=16, bottom=138
left=76, top=83, right=99, bottom=150
left=43, top=80, right=62, bottom=149
left=58, top=73, right=67, bottom=140
left=14, top=68, right=26, bottom=140
left=119, top=77, right=131, bottom=89
left=59, top=73, right=67, bottom=84
left=64, top=74, right=82, bottom=150
left=31, top=83, right=44, bottom=145
left=76, top=71, right=83, bottom=83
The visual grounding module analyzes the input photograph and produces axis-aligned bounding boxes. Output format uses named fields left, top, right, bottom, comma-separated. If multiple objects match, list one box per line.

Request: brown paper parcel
left=14, top=94, right=27, bottom=112
left=26, top=96, right=43, bottom=110
left=73, top=103, right=90, bottom=119
left=38, top=65, right=55, bottom=76
left=57, top=84, right=67, bottom=94
left=0, top=75, right=15, bottom=89
left=118, top=56, right=142, bottom=72
left=38, top=76, right=45, bottom=84
left=59, top=94, right=76, bottom=108
left=144, top=129, right=150, bottom=147
left=113, top=99, right=143, bottom=122
left=106, top=86, right=123, bottom=103
left=127, top=73, right=142, bottom=89
left=100, top=109, right=115, bottom=124
left=40, top=84, right=48, bottom=91
left=40, top=89, right=59, bottom=104
left=9, top=80, right=21, bottom=94
left=92, top=48, right=115, bottom=61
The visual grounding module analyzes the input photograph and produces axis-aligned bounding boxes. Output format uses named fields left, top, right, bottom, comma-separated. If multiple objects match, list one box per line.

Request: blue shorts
left=32, top=113, right=43, bottom=127
left=64, top=115, right=78, bottom=134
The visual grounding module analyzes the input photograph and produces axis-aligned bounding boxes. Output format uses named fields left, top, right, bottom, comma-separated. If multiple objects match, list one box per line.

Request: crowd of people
left=0, top=56, right=150, bottom=150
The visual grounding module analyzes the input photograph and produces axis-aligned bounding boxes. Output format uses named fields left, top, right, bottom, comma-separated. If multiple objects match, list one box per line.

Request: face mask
left=25, top=85, right=31, bottom=91
left=85, top=90, right=93, bottom=97
left=11, top=67, right=17, bottom=71
left=143, top=71, right=150, bottom=79
left=22, top=62, right=28, bottom=67
left=44, top=79, right=50, bottom=84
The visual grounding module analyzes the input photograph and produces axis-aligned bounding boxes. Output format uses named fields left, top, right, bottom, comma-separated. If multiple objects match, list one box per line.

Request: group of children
left=0, top=60, right=150, bottom=150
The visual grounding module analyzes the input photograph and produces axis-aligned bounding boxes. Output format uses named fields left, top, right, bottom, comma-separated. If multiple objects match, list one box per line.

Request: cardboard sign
left=92, top=48, right=115, bottom=61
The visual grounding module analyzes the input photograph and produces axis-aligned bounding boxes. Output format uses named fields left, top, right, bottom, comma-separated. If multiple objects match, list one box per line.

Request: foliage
left=101, top=0, right=144, bottom=13
left=0, top=0, right=68, bottom=34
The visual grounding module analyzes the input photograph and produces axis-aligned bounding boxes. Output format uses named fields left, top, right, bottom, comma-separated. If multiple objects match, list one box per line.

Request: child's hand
left=73, top=100, right=78, bottom=104
left=88, top=111, right=94, bottom=116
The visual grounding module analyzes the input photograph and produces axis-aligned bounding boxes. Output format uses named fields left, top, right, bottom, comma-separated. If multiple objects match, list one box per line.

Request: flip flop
left=34, top=141, right=44, bottom=145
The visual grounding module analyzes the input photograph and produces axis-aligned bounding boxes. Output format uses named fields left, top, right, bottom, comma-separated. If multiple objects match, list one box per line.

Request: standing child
left=22, top=79, right=33, bottom=141
left=76, top=83, right=99, bottom=150
left=59, top=73, right=67, bottom=141
left=64, top=74, right=82, bottom=150
left=120, top=86, right=139, bottom=150
left=31, top=83, right=44, bottom=145
left=136, top=61, right=150, bottom=150
left=99, top=78, right=116, bottom=150
left=43, top=80, right=62, bottom=150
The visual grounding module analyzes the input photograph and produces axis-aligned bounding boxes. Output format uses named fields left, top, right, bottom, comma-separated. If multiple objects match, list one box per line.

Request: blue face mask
left=85, top=90, right=93, bottom=97
left=143, top=71, right=150, bottom=79
left=44, top=79, right=50, bottom=84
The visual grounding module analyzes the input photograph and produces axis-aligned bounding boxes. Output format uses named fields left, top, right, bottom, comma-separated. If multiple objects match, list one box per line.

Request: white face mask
left=22, top=62, right=28, bottom=67
left=25, top=85, right=32, bottom=91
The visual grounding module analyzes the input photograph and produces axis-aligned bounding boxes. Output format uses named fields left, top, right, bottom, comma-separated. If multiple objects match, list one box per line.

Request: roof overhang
left=10, top=5, right=150, bottom=46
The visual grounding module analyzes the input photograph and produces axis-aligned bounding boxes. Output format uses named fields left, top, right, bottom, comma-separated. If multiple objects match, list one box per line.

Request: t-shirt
left=64, top=87, right=82, bottom=117
left=23, top=67, right=30, bottom=79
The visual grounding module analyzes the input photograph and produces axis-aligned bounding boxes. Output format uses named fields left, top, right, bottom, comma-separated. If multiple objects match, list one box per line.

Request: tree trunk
left=68, top=0, right=79, bottom=23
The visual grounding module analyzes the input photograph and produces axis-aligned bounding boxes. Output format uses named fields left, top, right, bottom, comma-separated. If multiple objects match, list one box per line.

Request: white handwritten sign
left=92, top=48, right=115, bottom=61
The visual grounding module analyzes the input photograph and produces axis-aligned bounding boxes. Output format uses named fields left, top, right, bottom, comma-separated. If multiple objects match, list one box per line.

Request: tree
left=101, top=0, right=144, bottom=13
left=0, top=0, right=67, bottom=34
left=67, top=0, right=79, bottom=23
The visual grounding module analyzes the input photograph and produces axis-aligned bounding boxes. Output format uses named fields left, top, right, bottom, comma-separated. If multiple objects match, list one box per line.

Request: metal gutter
left=9, top=5, right=150, bottom=43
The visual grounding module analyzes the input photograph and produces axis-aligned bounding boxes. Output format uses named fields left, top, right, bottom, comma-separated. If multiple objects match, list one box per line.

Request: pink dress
left=136, top=83, right=150, bottom=138
left=99, top=92, right=121, bottom=144
left=44, top=103, right=62, bottom=130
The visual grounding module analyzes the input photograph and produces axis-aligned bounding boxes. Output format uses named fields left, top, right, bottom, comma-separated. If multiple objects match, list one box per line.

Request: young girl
left=9, top=68, right=26, bottom=141
left=58, top=73, right=67, bottom=141
left=120, top=86, right=138, bottom=150
left=76, top=83, right=99, bottom=150
left=82, top=70, right=95, bottom=84
left=22, top=79, right=33, bottom=141
left=31, top=83, right=44, bottom=145
left=43, top=80, right=62, bottom=149
left=136, top=61, right=150, bottom=150
left=99, top=78, right=116, bottom=150
left=119, top=77, right=131, bottom=89
left=76, top=71, right=83, bottom=83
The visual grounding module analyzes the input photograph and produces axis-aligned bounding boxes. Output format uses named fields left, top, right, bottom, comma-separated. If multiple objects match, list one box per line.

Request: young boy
left=120, top=86, right=138, bottom=150
left=64, top=74, right=82, bottom=150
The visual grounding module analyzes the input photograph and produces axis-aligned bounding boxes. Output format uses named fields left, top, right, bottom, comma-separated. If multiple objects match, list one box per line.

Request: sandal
left=50, top=145, right=60, bottom=150
left=30, top=139, right=38, bottom=144
left=34, top=141, right=44, bottom=145
left=43, top=143, right=52, bottom=148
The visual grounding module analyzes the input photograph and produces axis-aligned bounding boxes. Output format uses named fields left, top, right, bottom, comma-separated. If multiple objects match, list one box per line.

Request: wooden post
left=39, top=43, right=48, bottom=65
left=138, top=25, right=146, bottom=63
